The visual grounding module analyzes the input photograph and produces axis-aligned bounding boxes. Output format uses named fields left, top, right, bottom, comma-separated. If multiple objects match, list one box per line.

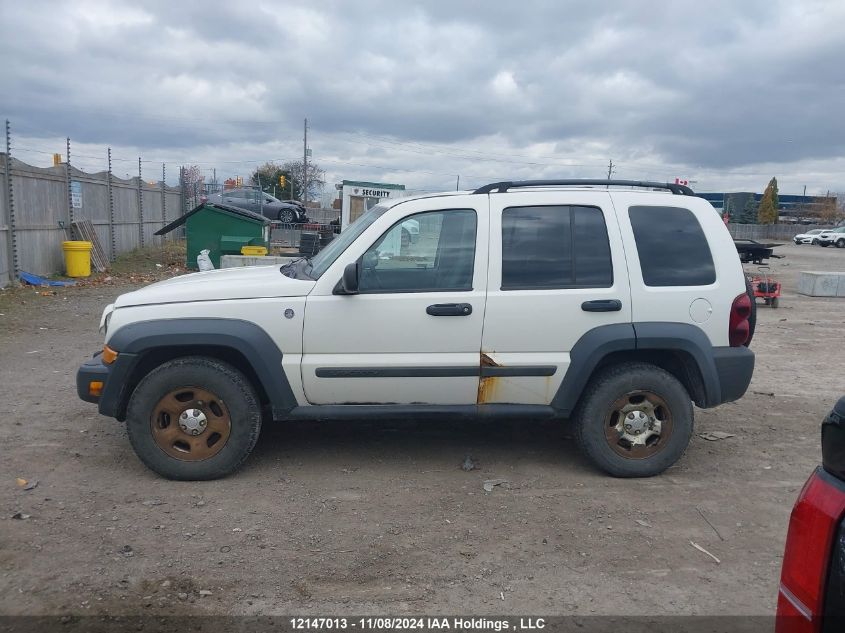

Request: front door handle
left=427, top=303, right=473, bottom=316
left=581, top=299, right=622, bottom=312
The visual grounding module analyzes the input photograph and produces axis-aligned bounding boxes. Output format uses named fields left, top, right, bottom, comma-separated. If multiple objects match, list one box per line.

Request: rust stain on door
left=477, top=352, right=500, bottom=404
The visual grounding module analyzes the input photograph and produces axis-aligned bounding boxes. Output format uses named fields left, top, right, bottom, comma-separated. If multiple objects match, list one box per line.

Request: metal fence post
left=137, top=157, right=144, bottom=248
left=107, top=148, right=116, bottom=261
left=66, top=137, right=74, bottom=226
left=161, top=163, right=166, bottom=242
left=4, top=119, right=19, bottom=284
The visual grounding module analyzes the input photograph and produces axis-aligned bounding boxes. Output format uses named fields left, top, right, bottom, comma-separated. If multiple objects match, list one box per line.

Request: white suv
left=818, top=226, right=845, bottom=248
left=77, top=180, right=755, bottom=480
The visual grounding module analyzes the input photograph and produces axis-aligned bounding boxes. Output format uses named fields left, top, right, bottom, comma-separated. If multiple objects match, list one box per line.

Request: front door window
left=359, top=209, right=477, bottom=293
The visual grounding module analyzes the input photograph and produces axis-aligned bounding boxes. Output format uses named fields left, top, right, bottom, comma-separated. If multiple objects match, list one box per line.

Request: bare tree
left=181, top=164, right=205, bottom=208
left=821, top=192, right=845, bottom=225
left=247, top=160, right=325, bottom=204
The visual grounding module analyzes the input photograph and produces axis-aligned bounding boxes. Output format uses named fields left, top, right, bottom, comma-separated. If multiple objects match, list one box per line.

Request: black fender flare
left=551, top=322, right=722, bottom=416
left=105, top=318, right=297, bottom=419
left=632, top=322, right=721, bottom=407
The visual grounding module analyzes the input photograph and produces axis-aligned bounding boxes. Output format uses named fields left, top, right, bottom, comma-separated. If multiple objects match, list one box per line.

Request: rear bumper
left=76, top=351, right=138, bottom=418
left=712, top=346, right=755, bottom=404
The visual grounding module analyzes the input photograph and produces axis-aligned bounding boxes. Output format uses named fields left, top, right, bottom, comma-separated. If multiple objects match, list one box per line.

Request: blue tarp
left=19, top=271, right=76, bottom=287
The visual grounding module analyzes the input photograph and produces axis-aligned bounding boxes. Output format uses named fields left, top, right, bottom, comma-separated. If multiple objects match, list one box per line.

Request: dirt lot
left=1, top=242, right=844, bottom=617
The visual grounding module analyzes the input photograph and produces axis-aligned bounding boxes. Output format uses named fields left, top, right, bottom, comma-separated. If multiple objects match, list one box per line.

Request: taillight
left=776, top=470, right=845, bottom=632
left=729, top=292, right=752, bottom=347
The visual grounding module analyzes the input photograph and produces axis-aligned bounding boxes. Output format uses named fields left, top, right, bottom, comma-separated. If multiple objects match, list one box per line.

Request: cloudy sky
left=2, top=0, right=844, bottom=200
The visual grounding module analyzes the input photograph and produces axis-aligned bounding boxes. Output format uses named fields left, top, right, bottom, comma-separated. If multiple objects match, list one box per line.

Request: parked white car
left=77, top=180, right=755, bottom=480
left=793, top=229, right=826, bottom=245
left=818, top=226, right=845, bottom=248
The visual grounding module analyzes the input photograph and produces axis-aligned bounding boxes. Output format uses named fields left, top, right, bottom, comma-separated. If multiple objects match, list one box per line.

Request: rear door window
left=501, top=205, right=612, bottom=289
left=628, top=206, right=716, bottom=286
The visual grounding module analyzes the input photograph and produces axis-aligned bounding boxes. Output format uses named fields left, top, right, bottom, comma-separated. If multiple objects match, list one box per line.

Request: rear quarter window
left=629, top=206, right=716, bottom=286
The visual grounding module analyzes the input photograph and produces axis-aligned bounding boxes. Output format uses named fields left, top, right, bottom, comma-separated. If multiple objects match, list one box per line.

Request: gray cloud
left=2, top=0, right=844, bottom=194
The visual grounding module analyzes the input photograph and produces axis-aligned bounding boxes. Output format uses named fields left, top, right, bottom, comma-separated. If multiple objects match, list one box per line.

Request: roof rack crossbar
left=472, top=179, right=695, bottom=196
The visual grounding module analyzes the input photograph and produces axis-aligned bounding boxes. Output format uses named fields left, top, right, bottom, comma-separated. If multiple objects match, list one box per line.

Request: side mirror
left=335, top=261, right=359, bottom=295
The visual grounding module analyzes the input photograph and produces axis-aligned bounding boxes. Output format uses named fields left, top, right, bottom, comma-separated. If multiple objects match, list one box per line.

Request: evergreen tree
left=738, top=195, right=757, bottom=224
left=757, top=177, right=779, bottom=224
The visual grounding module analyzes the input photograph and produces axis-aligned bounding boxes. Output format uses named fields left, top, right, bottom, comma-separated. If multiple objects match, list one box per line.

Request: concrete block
left=798, top=271, right=845, bottom=297
left=220, top=255, right=297, bottom=269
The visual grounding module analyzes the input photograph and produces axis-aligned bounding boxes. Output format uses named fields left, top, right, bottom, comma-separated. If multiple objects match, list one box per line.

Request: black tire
left=771, top=297, right=779, bottom=308
left=573, top=362, right=694, bottom=478
left=278, top=208, right=295, bottom=223
left=812, top=239, right=819, bottom=245
left=837, top=238, right=845, bottom=249
left=125, top=356, right=262, bottom=480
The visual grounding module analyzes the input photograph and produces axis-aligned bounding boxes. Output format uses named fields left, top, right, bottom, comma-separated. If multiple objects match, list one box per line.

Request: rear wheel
left=126, top=357, right=262, bottom=480
left=278, top=208, right=295, bottom=223
left=837, top=238, right=845, bottom=248
left=574, top=362, right=693, bottom=477
left=812, top=238, right=819, bottom=245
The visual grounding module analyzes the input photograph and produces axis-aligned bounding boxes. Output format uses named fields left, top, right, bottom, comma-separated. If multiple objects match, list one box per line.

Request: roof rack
left=472, top=179, right=695, bottom=196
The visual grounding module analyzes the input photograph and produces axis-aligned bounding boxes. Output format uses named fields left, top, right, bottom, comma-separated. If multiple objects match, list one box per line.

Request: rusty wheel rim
left=603, top=390, right=673, bottom=460
left=150, top=387, right=231, bottom=461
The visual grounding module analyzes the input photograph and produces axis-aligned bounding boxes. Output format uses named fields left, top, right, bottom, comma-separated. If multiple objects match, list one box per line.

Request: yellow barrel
left=62, top=241, right=93, bottom=277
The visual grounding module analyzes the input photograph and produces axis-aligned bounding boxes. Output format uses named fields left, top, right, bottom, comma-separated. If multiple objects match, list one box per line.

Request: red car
left=777, top=396, right=845, bottom=632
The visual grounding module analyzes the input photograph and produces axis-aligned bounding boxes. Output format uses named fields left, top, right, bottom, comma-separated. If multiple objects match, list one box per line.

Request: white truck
left=77, top=180, right=755, bottom=480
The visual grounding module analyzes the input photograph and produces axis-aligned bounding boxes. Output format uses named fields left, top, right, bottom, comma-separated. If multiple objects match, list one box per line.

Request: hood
left=114, top=265, right=315, bottom=308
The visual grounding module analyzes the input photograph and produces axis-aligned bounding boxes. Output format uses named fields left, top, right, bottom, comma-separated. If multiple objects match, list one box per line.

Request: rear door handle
left=581, top=299, right=622, bottom=312
left=426, top=303, right=473, bottom=316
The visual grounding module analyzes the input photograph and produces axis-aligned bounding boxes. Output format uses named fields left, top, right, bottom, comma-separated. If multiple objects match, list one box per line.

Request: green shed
left=156, top=202, right=270, bottom=269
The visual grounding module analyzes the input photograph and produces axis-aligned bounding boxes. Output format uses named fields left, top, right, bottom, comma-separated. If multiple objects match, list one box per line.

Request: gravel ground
left=1, top=242, right=844, bottom=617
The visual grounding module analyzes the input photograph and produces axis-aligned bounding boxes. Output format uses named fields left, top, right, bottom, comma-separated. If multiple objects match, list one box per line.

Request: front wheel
left=573, top=362, right=693, bottom=477
left=125, top=357, right=262, bottom=480
left=278, top=208, right=295, bottom=223
left=812, top=239, right=819, bottom=245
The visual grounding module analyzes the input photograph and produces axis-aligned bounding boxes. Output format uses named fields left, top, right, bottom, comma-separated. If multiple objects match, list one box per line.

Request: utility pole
left=303, top=118, right=308, bottom=205
left=606, top=159, right=615, bottom=180
left=456, top=175, right=460, bottom=191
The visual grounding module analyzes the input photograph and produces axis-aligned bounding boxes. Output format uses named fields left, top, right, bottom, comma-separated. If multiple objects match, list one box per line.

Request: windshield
left=308, top=205, right=389, bottom=278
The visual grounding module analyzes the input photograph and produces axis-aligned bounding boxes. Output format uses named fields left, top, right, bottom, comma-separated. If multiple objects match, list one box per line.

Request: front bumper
left=76, top=354, right=111, bottom=403
left=712, top=346, right=755, bottom=404
left=76, top=351, right=138, bottom=418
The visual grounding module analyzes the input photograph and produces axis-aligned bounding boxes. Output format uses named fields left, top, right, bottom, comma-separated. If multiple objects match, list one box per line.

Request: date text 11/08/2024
left=290, top=617, right=547, bottom=630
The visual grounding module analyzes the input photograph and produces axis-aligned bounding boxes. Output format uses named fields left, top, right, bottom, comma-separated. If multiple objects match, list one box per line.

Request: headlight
left=99, top=304, right=114, bottom=335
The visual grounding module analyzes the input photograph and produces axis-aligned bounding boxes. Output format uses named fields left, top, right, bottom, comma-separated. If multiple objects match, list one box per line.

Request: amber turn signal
left=102, top=345, right=118, bottom=365
left=88, top=381, right=104, bottom=397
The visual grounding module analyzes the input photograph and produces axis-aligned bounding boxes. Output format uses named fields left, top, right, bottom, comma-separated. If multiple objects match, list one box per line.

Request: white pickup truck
left=77, top=180, right=755, bottom=480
